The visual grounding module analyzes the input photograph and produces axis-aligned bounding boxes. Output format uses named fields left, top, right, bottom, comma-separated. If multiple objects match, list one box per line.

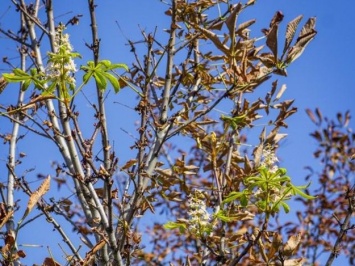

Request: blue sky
left=0, top=0, right=355, bottom=264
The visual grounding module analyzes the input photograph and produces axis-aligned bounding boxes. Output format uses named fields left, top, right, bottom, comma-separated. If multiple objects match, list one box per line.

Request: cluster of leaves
left=294, top=109, right=355, bottom=265
left=5, top=1, right=353, bottom=266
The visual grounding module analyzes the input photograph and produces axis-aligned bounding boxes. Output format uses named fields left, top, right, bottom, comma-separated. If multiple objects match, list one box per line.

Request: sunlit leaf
left=22, top=175, right=51, bottom=222
left=164, top=221, right=187, bottom=234
left=283, top=233, right=301, bottom=256
left=282, top=15, right=303, bottom=58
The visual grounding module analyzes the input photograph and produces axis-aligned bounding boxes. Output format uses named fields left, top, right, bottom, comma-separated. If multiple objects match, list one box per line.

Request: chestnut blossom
left=46, top=24, right=77, bottom=88
left=186, top=190, right=212, bottom=236
left=260, top=145, right=279, bottom=173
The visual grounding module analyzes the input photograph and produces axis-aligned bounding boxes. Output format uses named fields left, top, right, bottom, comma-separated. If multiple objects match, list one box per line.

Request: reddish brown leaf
left=269, top=11, right=284, bottom=28
left=266, top=24, right=279, bottom=60
left=43, top=257, right=61, bottom=266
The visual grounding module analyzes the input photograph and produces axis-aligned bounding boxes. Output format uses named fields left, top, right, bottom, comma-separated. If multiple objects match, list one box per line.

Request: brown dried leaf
left=236, top=19, right=256, bottom=37
left=268, top=232, right=283, bottom=259
left=0, top=76, right=8, bottom=94
left=258, top=53, right=276, bottom=68
left=283, top=233, right=301, bottom=256
left=246, top=0, right=256, bottom=6
left=299, top=17, right=316, bottom=41
left=315, top=107, right=323, bottom=124
left=155, top=168, right=173, bottom=177
left=266, top=24, right=278, bottom=60
left=284, top=258, right=306, bottom=266
left=195, top=25, right=230, bottom=55
left=270, top=11, right=284, bottom=28
left=23, top=175, right=51, bottom=220
left=43, top=257, right=61, bottom=266
left=244, top=155, right=252, bottom=174
left=282, top=15, right=303, bottom=58
left=209, top=20, right=224, bottom=31
left=17, top=250, right=26, bottom=258
left=83, top=239, right=106, bottom=264
left=0, top=210, right=14, bottom=230
left=305, top=108, right=317, bottom=124
left=253, top=143, right=264, bottom=167
left=273, top=133, right=287, bottom=144
left=286, top=17, right=316, bottom=64
left=225, top=3, right=242, bottom=39
left=121, top=159, right=137, bottom=170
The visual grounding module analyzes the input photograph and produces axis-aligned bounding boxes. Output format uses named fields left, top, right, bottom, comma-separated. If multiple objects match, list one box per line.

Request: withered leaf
left=283, top=233, right=301, bottom=256
left=0, top=210, right=14, bottom=230
left=266, top=24, right=279, bottom=60
left=299, top=17, right=316, bottom=41
left=285, top=17, right=316, bottom=64
left=225, top=3, right=242, bottom=39
left=283, top=257, right=306, bottom=266
left=282, top=15, right=303, bottom=58
left=194, top=25, right=230, bottom=55
left=258, top=53, right=276, bottom=68
left=120, top=159, right=137, bottom=170
left=0, top=76, right=8, bottom=94
left=237, top=19, right=256, bottom=33
left=268, top=232, right=283, bottom=259
left=253, top=142, right=264, bottom=167
left=22, top=175, right=51, bottom=220
left=270, top=11, right=284, bottom=28
left=305, top=108, right=317, bottom=124
left=43, top=257, right=61, bottom=266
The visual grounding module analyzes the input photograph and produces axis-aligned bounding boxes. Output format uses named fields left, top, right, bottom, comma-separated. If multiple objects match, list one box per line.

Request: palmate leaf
left=81, top=60, right=128, bottom=92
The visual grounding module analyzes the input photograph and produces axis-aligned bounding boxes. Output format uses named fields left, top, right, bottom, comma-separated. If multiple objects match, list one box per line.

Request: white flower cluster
left=46, top=24, right=77, bottom=87
left=260, top=145, right=279, bottom=173
left=186, top=190, right=211, bottom=236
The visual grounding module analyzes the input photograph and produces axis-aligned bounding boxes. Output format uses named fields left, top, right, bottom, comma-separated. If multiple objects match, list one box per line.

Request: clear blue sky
left=0, top=0, right=354, bottom=264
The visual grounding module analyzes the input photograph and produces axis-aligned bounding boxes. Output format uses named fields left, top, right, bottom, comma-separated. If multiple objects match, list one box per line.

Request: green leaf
left=288, top=183, right=317, bottom=200
left=214, top=210, right=235, bottom=222
left=100, top=60, right=112, bottom=68
left=22, top=79, right=32, bottom=91
left=93, top=72, right=107, bottom=91
left=3, top=73, right=31, bottom=82
left=220, top=114, right=247, bottom=130
left=280, top=201, right=290, bottom=213
left=240, top=194, right=248, bottom=207
left=44, top=81, right=57, bottom=95
left=103, top=72, right=120, bottom=93
left=223, top=191, right=244, bottom=204
left=82, top=71, right=93, bottom=84
left=13, top=68, right=30, bottom=77
left=163, top=221, right=187, bottom=234
left=110, top=63, right=129, bottom=71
